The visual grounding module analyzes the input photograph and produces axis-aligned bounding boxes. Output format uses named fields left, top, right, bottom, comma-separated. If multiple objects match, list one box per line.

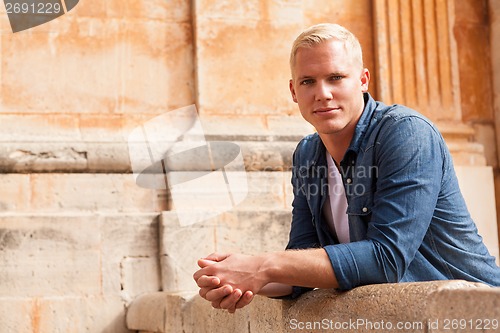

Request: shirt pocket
left=346, top=191, right=373, bottom=217
left=346, top=191, right=373, bottom=241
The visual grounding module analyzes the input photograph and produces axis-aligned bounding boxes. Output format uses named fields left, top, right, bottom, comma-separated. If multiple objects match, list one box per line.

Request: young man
left=193, top=23, right=500, bottom=313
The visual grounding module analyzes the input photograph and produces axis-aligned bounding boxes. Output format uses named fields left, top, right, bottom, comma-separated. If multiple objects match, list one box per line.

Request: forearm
left=258, top=248, right=338, bottom=290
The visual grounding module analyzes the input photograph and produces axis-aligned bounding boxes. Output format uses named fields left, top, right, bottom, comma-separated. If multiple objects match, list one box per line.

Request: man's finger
left=219, top=289, right=243, bottom=310
left=195, top=275, right=220, bottom=288
left=197, top=258, right=217, bottom=268
left=226, top=291, right=253, bottom=314
left=204, top=285, right=233, bottom=302
left=199, top=285, right=221, bottom=299
left=235, top=290, right=254, bottom=309
left=204, top=253, right=230, bottom=262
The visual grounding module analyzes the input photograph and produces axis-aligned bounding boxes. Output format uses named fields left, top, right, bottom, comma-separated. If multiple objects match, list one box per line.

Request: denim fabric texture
left=286, top=93, right=500, bottom=295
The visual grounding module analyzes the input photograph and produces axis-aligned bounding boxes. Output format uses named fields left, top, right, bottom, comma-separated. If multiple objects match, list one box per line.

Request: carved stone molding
left=373, top=0, right=485, bottom=165
left=373, top=0, right=461, bottom=121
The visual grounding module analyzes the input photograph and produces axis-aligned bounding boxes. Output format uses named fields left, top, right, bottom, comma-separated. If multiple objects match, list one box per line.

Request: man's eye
left=300, top=79, right=314, bottom=85
left=331, top=75, right=343, bottom=81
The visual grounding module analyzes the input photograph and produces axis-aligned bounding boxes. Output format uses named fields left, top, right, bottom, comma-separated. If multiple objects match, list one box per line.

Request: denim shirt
left=287, top=93, right=500, bottom=294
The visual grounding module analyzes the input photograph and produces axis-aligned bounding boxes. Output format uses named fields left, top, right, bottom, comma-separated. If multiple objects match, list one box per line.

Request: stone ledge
left=0, top=116, right=489, bottom=173
left=0, top=138, right=486, bottom=173
left=126, top=280, right=500, bottom=333
left=0, top=140, right=298, bottom=173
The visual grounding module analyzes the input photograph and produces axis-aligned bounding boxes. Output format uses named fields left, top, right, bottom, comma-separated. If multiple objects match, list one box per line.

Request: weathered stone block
left=0, top=115, right=80, bottom=142
left=427, top=286, right=500, bottom=333
left=101, top=213, right=159, bottom=298
left=160, top=212, right=216, bottom=292
left=85, top=0, right=191, bottom=22
left=194, top=0, right=303, bottom=116
left=472, top=123, right=498, bottom=168
left=248, top=295, right=287, bottom=333
left=168, top=170, right=247, bottom=212
left=266, top=116, right=314, bottom=140
left=240, top=142, right=294, bottom=171
left=34, top=296, right=131, bottom=333
left=121, top=257, right=161, bottom=302
left=126, top=292, right=185, bottom=332
left=1, top=143, right=89, bottom=172
left=283, top=281, right=495, bottom=333
left=165, top=171, right=292, bottom=213
left=455, top=166, right=500, bottom=263
left=215, top=210, right=290, bottom=254
left=128, top=292, right=253, bottom=333
left=200, top=116, right=270, bottom=140
left=0, top=174, right=30, bottom=211
left=79, top=114, right=128, bottom=142
left=238, top=171, right=291, bottom=210
left=181, top=293, right=250, bottom=333
left=28, top=174, right=160, bottom=212
left=86, top=142, right=132, bottom=173
left=112, top=21, right=195, bottom=114
left=0, top=215, right=101, bottom=297
left=1, top=17, right=194, bottom=115
left=0, top=298, right=32, bottom=333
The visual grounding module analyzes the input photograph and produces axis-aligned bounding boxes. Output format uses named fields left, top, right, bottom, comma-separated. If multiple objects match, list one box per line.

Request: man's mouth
left=313, top=107, right=340, bottom=114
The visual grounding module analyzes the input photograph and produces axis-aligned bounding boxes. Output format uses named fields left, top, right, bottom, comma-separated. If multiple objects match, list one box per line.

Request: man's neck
left=320, top=133, right=352, bottom=166
left=320, top=97, right=366, bottom=164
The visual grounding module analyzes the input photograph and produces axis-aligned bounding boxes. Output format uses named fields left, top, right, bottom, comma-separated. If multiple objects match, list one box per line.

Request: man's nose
left=315, top=81, right=333, bottom=101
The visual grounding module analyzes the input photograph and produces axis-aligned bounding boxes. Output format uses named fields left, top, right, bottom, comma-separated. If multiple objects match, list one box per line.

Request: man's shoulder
left=293, top=133, right=323, bottom=165
left=368, top=101, right=440, bottom=138
left=360, top=100, right=444, bottom=155
left=298, top=132, right=320, bottom=145
left=375, top=101, right=433, bottom=125
left=296, top=132, right=321, bottom=151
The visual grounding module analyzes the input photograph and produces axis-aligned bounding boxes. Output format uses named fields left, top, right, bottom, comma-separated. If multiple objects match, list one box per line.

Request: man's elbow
left=373, top=242, right=409, bottom=284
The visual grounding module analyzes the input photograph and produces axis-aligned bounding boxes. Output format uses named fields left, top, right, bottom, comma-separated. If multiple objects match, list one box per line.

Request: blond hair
left=290, top=23, right=363, bottom=75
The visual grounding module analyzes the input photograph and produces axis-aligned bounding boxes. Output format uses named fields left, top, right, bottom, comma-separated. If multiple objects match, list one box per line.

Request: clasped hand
left=193, top=252, right=266, bottom=313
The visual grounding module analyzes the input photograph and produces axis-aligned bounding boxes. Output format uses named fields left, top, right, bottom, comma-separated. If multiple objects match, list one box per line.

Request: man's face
left=289, top=39, right=370, bottom=139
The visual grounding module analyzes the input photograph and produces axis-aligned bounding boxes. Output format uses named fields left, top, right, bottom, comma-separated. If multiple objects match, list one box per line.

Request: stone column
left=373, top=0, right=485, bottom=166
left=374, top=0, right=459, bottom=120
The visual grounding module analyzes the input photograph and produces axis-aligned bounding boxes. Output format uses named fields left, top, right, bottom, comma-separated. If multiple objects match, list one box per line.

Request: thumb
left=197, top=258, right=217, bottom=268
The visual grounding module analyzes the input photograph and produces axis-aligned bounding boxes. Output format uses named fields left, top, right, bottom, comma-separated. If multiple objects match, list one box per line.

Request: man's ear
left=289, top=79, right=298, bottom=103
left=361, top=68, right=370, bottom=92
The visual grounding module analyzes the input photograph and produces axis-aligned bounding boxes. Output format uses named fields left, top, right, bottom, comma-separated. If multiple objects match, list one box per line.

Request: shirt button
left=362, top=207, right=368, bottom=213
left=346, top=178, right=352, bottom=184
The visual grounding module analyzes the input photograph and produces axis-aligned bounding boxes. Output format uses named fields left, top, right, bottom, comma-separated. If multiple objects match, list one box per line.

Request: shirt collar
left=345, top=92, right=377, bottom=155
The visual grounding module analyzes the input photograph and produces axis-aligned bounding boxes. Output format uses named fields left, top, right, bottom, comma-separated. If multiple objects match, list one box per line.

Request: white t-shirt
left=322, top=152, right=350, bottom=243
